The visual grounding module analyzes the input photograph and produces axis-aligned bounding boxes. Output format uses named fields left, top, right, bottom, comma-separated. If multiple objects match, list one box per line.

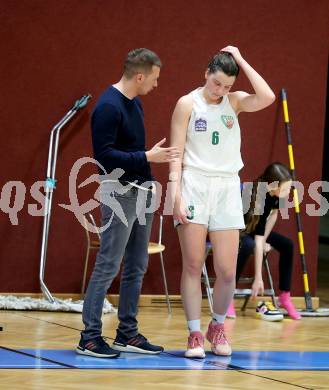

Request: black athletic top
left=253, top=193, right=279, bottom=236
left=91, top=86, right=153, bottom=185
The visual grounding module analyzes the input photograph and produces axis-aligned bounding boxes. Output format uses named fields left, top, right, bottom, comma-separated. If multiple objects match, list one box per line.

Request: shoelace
left=264, top=301, right=277, bottom=311
left=136, top=334, right=147, bottom=342
left=189, top=333, right=204, bottom=348
left=85, top=337, right=107, bottom=350
left=212, top=326, right=227, bottom=345
left=128, top=333, right=148, bottom=346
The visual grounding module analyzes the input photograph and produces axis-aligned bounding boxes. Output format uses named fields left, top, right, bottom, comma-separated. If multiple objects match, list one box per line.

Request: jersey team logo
left=221, top=115, right=234, bottom=129
left=194, top=118, right=207, bottom=132
left=187, top=205, right=195, bottom=220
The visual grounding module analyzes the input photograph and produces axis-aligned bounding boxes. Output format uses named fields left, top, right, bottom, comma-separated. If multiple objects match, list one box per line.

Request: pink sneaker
left=278, top=291, right=301, bottom=320
left=206, top=321, right=232, bottom=356
left=227, top=301, right=236, bottom=319
left=185, top=331, right=205, bottom=358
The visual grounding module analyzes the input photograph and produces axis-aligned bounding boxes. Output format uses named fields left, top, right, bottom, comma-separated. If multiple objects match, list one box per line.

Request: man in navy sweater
left=77, top=48, right=178, bottom=358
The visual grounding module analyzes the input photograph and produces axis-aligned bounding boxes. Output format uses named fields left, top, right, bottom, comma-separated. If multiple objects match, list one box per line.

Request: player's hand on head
left=220, top=46, right=243, bottom=64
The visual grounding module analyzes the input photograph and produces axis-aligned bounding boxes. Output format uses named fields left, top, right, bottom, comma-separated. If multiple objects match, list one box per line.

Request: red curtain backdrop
left=0, top=0, right=328, bottom=296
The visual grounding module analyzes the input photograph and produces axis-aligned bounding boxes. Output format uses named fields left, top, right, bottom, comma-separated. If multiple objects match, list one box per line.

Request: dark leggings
left=236, top=231, right=294, bottom=292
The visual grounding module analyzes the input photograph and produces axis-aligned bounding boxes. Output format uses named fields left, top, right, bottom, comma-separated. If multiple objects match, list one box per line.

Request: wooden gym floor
left=0, top=301, right=328, bottom=390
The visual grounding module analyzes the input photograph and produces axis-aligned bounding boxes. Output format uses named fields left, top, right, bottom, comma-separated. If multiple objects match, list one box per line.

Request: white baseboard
left=0, top=292, right=319, bottom=310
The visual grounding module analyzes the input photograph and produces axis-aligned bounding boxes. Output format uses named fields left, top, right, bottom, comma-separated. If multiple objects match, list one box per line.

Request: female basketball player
left=170, top=46, right=275, bottom=358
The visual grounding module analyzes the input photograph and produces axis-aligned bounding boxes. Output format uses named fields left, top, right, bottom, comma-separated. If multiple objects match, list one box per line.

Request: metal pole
left=281, top=89, right=313, bottom=311
left=39, top=94, right=91, bottom=302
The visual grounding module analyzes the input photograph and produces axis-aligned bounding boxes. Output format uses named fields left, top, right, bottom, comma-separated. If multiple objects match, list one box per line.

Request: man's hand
left=146, top=138, right=180, bottom=163
left=252, top=277, right=264, bottom=298
left=220, top=45, right=244, bottom=65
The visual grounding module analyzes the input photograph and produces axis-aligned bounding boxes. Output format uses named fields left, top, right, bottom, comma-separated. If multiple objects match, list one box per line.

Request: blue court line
left=0, top=346, right=71, bottom=369
left=1, top=349, right=329, bottom=370
left=167, top=350, right=329, bottom=371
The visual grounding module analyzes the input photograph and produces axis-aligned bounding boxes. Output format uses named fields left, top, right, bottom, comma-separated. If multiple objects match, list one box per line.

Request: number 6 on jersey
left=212, top=131, right=219, bottom=145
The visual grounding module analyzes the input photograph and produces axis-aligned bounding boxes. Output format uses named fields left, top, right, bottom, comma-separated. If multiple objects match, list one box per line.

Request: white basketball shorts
left=175, top=169, right=245, bottom=231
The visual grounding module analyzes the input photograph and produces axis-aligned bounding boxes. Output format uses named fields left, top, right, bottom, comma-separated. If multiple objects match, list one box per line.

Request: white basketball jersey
left=183, top=88, right=243, bottom=176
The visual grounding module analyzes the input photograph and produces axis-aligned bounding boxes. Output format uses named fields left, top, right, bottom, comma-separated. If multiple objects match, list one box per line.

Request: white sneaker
left=185, top=331, right=205, bottom=358
left=256, top=301, right=283, bottom=322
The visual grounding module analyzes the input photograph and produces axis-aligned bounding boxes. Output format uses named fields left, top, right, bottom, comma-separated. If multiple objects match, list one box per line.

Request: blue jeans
left=81, top=184, right=154, bottom=341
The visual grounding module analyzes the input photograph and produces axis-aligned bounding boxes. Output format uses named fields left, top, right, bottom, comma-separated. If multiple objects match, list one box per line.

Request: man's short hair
left=207, top=52, right=239, bottom=77
left=123, top=48, right=162, bottom=79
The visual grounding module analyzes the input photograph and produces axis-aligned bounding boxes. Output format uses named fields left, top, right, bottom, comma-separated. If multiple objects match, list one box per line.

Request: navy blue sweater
left=91, top=86, right=153, bottom=184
